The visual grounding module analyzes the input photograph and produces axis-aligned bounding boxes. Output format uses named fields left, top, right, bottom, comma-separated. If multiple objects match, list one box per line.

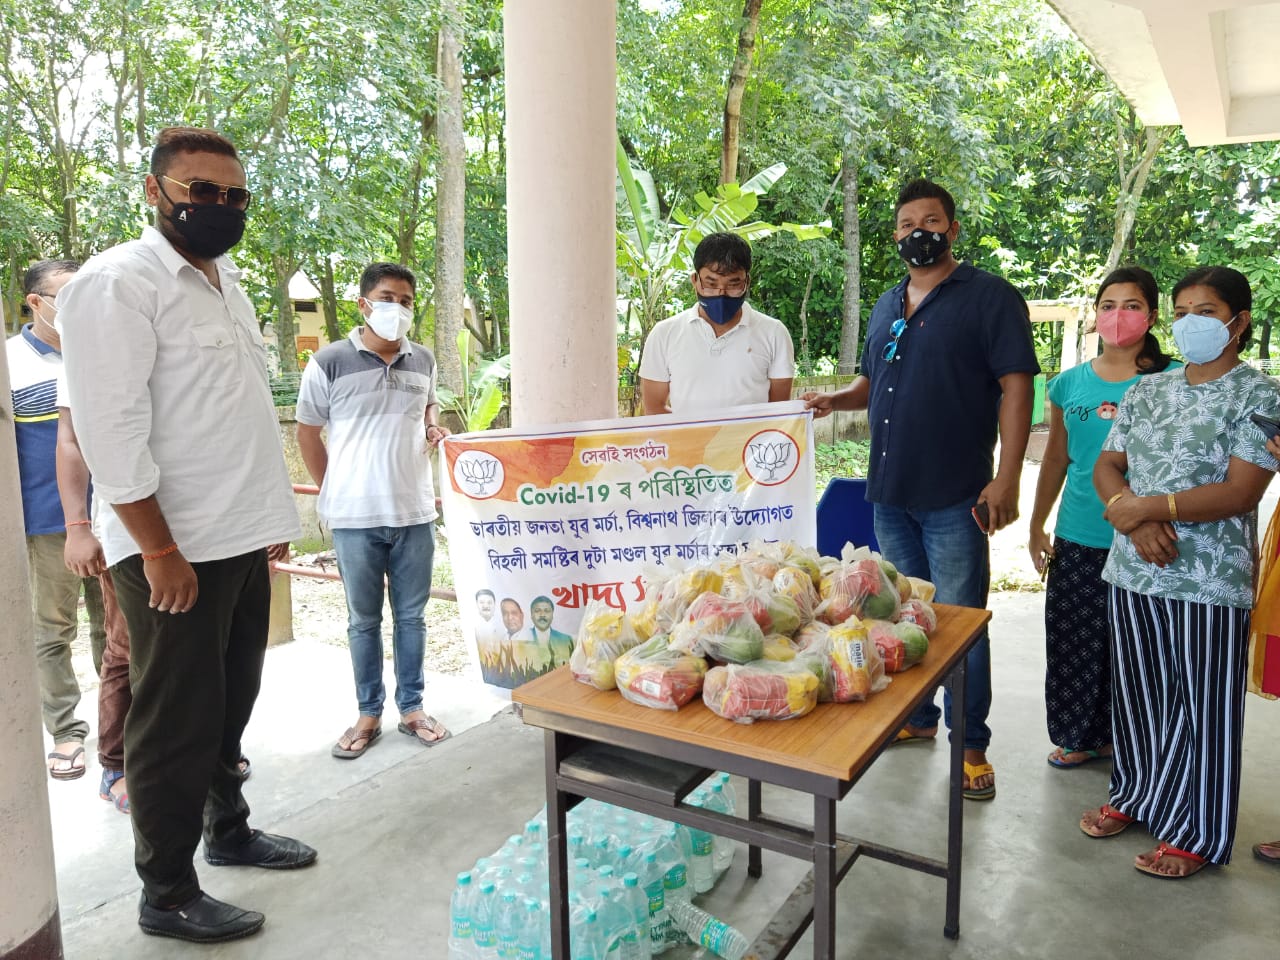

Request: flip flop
left=1080, top=804, right=1135, bottom=838
left=891, top=727, right=937, bottom=746
left=99, top=769, right=130, bottom=814
left=1252, top=841, right=1280, bottom=864
left=398, top=715, right=452, bottom=747
left=331, top=725, right=382, bottom=759
left=48, top=745, right=86, bottom=781
left=963, top=760, right=996, bottom=801
left=1048, top=745, right=1113, bottom=768
left=1135, top=842, right=1208, bottom=880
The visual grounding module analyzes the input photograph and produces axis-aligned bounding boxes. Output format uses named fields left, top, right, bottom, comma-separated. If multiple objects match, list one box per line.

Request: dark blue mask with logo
left=698, top=293, right=747, bottom=325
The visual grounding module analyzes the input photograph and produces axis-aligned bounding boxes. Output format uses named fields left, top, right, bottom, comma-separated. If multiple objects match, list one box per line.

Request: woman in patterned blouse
left=1079, top=266, right=1280, bottom=878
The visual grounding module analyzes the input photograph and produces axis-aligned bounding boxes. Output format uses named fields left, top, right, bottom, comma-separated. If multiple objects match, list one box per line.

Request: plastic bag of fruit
left=816, top=545, right=902, bottom=625
left=826, top=618, right=889, bottom=702
left=703, top=660, right=821, bottom=724
left=771, top=564, right=819, bottom=623
left=614, top=635, right=708, bottom=710
left=865, top=619, right=929, bottom=673
left=895, top=598, right=938, bottom=633
left=723, top=567, right=804, bottom=637
left=668, top=592, right=766, bottom=664
left=570, top=600, right=641, bottom=690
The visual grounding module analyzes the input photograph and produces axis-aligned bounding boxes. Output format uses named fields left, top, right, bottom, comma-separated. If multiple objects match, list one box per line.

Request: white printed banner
left=440, top=402, right=816, bottom=689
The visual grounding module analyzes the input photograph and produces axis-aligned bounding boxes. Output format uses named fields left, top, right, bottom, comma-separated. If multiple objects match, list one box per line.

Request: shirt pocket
left=190, top=324, right=245, bottom=390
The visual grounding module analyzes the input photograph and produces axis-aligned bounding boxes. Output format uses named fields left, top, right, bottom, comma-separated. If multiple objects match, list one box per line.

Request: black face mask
left=158, top=182, right=246, bottom=258
left=896, top=227, right=950, bottom=267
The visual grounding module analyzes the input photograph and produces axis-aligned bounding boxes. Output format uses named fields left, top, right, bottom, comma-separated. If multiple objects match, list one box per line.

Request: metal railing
left=277, top=484, right=457, bottom=602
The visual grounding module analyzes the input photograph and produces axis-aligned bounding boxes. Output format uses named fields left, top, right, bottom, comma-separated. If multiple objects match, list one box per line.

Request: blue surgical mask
left=1172, top=312, right=1236, bottom=364
left=698, top=293, right=747, bottom=326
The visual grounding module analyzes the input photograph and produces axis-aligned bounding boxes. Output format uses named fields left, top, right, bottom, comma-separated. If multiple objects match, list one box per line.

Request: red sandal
left=1135, top=842, right=1208, bottom=879
left=1079, top=804, right=1135, bottom=838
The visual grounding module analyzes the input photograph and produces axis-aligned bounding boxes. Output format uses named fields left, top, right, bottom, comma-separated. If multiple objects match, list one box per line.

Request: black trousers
left=112, top=549, right=270, bottom=906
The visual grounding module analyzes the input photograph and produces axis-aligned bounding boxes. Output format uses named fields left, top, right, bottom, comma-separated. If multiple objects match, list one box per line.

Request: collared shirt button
left=888, top=387, right=894, bottom=392
left=883, top=418, right=889, bottom=424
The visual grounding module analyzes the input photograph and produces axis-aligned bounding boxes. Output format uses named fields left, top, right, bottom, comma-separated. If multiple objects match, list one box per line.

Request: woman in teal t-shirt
left=1028, top=267, right=1177, bottom=768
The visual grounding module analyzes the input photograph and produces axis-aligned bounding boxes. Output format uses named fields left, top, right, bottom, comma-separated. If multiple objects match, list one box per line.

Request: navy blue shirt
left=862, top=263, right=1038, bottom=510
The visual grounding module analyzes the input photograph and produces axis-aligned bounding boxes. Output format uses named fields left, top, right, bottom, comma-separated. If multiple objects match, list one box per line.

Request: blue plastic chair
left=816, top=477, right=878, bottom=557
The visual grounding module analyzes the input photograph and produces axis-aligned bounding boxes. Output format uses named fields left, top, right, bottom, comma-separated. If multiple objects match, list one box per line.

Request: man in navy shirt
left=804, top=178, right=1037, bottom=801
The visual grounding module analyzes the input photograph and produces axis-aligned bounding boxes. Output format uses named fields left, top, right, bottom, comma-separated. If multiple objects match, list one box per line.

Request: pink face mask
left=1096, top=308, right=1150, bottom=347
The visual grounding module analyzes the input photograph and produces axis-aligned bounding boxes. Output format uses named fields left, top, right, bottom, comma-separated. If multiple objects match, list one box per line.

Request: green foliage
left=814, top=440, right=870, bottom=493
left=435, top=329, right=511, bottom=432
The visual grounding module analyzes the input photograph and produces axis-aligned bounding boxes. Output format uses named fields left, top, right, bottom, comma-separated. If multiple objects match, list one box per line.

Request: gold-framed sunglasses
left=162, top=175, right=252, bottom=210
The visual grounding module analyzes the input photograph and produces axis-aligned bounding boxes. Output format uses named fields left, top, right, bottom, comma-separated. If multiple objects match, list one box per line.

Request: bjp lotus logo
left=453, top=451, right=505, bottom=499
left=743, top=430, right=799, bottom=486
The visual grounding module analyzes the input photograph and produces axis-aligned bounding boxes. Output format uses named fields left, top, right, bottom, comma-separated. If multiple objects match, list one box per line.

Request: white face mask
left=33, top=294, right=62, bottom=337
left=364, top=300, right=413, bottom=341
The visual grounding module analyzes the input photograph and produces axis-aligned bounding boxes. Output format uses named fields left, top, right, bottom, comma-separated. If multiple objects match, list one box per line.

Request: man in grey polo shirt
left=296, top=262, right=452, bottom=760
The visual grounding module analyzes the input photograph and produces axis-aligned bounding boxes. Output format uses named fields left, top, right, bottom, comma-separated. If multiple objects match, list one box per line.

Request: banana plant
left=436, top=329, right=511, bottom=433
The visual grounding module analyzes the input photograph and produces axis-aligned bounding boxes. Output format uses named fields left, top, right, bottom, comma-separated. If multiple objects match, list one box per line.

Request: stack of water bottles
left=448, top=773, right=751, bottom=960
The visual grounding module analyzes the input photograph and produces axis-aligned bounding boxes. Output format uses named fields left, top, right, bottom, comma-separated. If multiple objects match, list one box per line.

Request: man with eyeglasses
left=60, top=127, right=312, bottom=944
left=803, top=179, right=1037, bottom=804
left=639, top=232, right=794, bottom=415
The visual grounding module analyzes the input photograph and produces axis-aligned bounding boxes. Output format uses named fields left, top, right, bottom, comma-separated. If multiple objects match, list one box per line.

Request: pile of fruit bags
left=571, top=540, right=941, bottom=723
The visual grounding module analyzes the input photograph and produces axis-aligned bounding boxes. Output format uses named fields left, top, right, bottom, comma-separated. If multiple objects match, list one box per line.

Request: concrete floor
left=49, top=594, right=1280, bottom=960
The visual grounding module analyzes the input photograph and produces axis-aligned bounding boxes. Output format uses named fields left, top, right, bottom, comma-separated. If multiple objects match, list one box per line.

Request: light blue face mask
left=1172, top=312, right=1237, bottom=364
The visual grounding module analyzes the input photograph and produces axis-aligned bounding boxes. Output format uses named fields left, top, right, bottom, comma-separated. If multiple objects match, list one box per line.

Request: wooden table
left=513, top=603, right=991, bottom=960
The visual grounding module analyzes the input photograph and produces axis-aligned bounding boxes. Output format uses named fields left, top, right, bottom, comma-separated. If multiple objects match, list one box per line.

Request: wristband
left=65, top=519, right=92, bottom=528
left=1105, top=490, right=1125, bottom=508
left=1168, top=492, right=1178, bottom=522
left=142, top=542, right=179, bottom=561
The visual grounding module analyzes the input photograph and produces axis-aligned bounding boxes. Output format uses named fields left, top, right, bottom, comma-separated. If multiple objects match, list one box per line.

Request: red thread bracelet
left=65, top=519, right=92, bottom=528
left=142, top=543, right=179, bottom=561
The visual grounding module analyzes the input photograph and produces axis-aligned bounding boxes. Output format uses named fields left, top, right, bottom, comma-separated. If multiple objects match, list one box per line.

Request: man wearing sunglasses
left=803, top=179, right=1037, bottom=804
left=60, top=127, right=312, bottom=944
left=639, top=232, right=794, bottom=415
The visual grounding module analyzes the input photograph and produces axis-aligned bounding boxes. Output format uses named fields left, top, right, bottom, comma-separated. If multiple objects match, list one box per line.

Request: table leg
left=748, top=778, right=763, bottom=879
left=813, top=795, right=837, bottom=959
left=945, top=656, right=967, bottom=940
left=545, top=730, right=571, bottom=959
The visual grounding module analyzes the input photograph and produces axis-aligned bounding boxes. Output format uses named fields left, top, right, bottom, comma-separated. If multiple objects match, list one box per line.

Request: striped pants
left=1107, top=585, right=1249, bottom=864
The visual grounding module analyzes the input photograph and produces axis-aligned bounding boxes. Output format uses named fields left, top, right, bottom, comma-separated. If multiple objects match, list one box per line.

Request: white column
left=504, top=0, right=618, bottom=426
left=0, top=362, right=63, bottom=958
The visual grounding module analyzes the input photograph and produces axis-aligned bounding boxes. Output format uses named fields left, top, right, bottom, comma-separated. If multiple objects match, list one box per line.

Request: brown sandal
left=48, top=744, right=87, bottom=781
left=331, top=725, right=381, bottom=759
left=397, top=715, right=451, bottom=747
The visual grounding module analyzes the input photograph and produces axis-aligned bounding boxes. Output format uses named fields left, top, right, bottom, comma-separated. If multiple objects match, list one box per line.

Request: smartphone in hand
left=971, top=501, right=990, bottom=535
left=1250, top=412, right=1280, bottom=441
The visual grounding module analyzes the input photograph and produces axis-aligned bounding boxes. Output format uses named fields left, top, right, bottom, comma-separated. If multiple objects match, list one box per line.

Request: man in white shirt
left=296, top=262, right=452, bottom=761
left=61, top=126, right=312, bottom=945
left=639, top=232, right=795, bottom=415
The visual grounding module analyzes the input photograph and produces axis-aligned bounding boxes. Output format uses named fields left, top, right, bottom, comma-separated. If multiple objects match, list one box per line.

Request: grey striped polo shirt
left=296, top=327, right=439, bottom=529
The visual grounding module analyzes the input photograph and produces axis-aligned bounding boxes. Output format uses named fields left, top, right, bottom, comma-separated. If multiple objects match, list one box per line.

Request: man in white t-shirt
left=639, top=232, right=795, bottom=415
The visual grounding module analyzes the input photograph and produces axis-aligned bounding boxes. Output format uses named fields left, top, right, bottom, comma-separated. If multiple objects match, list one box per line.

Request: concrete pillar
left=0, top=363, right=63, bottom=957
left=504, top=0, right=618, bottom=426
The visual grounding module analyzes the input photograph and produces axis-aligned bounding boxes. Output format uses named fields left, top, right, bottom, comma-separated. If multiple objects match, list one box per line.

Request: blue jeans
left=873, top=500, right=992, bottom=750
left=331, top=523, right=435, bottom=717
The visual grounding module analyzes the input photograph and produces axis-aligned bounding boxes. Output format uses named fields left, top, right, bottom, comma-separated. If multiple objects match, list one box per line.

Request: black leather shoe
left=204, top=829, right=318, bottom=869
left=138, top=891, right=264, bottom=943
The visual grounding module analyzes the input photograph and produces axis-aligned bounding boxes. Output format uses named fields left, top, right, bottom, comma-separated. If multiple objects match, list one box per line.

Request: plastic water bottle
left=717, top=772, right=736, bottom=815
left=523, top=819, right=545, bottom=850
left=666, top=899, right=749, bottom=960
left=593, top=880, right=630, bottom=960
left=654, top=827, right=689, bottom=903
left=496, top=890, right=523, bottom=959
left=572, top=909, right=607, bottom=960
left=704, top=783, right=736, bottom=877
left=568, top=831, right=588, bottom=864
left=516, top=898, right=543, bottom=960
left=619, top=874, right=648, bottom=960
left=473, top=882, right=500, bottom=960
left=449, top=872, right=477, bottom=960
left=638, top=853, right=671, bottom=954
